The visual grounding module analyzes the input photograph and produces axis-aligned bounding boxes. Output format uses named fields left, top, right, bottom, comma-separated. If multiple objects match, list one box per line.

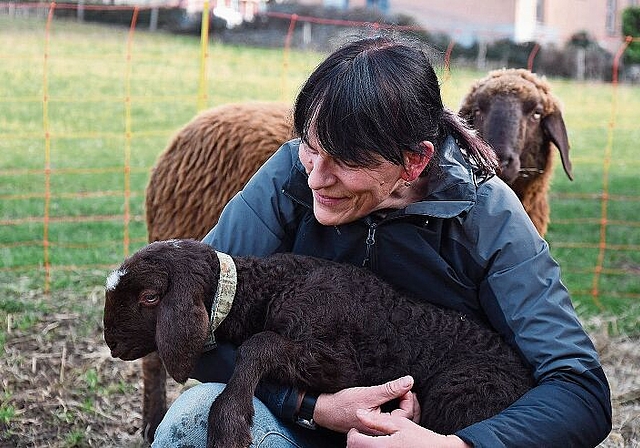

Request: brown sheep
left=459, top=68, right=573, bottom=237
left=141, top=101, right=293, bottom=441
left=145, top=101, right=294, bottom=242
left=104, top=239, right=534, bottom=448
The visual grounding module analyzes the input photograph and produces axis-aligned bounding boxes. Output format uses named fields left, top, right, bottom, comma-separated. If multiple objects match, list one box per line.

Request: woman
left=152, top=34, right=611, bottom=447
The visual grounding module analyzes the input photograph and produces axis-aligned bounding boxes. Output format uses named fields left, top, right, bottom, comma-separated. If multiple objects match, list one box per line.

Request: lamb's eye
left=140, top=292, right=159, bottom=306
left=531, top=110, right=542, bottom=121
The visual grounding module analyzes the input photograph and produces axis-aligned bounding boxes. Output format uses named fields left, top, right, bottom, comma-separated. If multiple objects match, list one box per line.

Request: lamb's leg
left=207, top=331, right=305, bottom=448
left=142, top=352, right=167, bottom=442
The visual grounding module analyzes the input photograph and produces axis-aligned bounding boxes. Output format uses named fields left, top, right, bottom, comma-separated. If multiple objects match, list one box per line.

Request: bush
left=535, top=32, right=612, bottom=81
left=622, top=7, right=640, bottom=63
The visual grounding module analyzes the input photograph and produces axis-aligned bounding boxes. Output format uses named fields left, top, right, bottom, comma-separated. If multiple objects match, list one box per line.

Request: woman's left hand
left=313, top=375, right=420, bottom=434
left=346, top=410, right=470, bottom=448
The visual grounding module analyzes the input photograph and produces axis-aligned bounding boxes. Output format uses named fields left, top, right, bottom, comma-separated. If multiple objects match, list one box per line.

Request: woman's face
left=299, top=136, right=407, bottom=226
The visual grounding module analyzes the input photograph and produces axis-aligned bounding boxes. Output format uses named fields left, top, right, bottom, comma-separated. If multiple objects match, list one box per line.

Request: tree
left=622, top=6, right=640, bottom=63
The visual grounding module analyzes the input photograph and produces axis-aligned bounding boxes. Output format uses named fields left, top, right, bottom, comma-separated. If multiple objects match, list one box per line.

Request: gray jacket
left=202, top=136, right=611, bottom=447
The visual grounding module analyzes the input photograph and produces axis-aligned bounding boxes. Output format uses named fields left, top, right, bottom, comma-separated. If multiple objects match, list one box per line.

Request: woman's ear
left=403, top=141, right=434, bottom=181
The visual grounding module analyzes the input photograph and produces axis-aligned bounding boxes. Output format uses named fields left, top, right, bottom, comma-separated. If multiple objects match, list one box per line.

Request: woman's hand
left=346, top=410, right=470, bottom=448
left=313, top=375, right=420, bottom=434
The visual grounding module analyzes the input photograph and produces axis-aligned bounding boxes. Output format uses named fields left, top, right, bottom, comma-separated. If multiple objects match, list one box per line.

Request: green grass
left=0, top=15, right=639, bottom=335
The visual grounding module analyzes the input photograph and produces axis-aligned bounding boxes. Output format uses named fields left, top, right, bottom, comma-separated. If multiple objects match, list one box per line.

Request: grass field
left=1, top=14, right=638, bottom=329
left=0, top=12, right=639, bottom=447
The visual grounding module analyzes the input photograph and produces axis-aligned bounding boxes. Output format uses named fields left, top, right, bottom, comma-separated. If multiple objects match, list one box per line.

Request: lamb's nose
left=109, top=342, right=124, bottom=358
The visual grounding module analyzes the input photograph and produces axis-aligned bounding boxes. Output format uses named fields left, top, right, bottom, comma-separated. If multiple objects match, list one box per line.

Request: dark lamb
left=142, top=101, right=292, bottom=440
left=103, top=239, right=534, bottom=448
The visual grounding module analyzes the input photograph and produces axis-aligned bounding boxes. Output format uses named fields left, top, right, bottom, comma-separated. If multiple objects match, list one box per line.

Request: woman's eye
left=337, top=159, right=361, bottom=170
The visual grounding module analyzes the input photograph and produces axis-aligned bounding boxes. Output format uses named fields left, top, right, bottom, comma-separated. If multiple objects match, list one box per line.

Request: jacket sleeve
left=456, top=179, right=612, bottom=447
left=198, top=140, right=304, bottom=422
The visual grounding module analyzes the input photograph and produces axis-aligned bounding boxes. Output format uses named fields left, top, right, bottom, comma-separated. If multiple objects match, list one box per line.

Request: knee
left=152, top=383, right=224, bottom=447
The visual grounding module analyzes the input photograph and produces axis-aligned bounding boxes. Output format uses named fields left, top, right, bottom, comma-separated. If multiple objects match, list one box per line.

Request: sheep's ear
left=458, top=97, right=475, bottom=125
left=543, top=110, right=573, bottom=181
left=155, top=279, right=209, bottom=383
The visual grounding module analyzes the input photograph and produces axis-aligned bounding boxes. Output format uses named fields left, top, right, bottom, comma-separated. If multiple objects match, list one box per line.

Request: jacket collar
left=284, top=135, right=478, bottom=219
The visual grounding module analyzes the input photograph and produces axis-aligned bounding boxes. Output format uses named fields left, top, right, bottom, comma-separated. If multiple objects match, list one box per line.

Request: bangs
left=293, top=36, right=436, bottom=169
left=296, top=51, right=407, bottom=168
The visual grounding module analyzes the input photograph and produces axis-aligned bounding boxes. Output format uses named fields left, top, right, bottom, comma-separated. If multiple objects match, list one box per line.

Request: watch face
left=296, top=417, right=317, bottom=430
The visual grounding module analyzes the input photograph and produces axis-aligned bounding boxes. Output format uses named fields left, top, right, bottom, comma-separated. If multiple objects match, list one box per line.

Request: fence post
left=150, top=7, right=159, bottom=31
left=77, top=0, right=84, bottom=22
left=527, top=43, right=540, bottom=71
left=281, top=13, right=298, bottom=100
left=476, top=39, right=487, bottom=71
left=198, top=0, right=210, bottom=111
left=590, top=36, right=632, bottom=308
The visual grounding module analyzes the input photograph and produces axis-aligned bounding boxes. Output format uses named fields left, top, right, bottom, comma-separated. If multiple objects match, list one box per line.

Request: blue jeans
left=152, top=383, right=345, bottom=447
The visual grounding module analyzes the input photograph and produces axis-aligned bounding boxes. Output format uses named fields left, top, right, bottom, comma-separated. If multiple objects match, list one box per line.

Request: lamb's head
left=459, top=68, right=572, bottom=184
left=103, top=239, right=218, bottom=383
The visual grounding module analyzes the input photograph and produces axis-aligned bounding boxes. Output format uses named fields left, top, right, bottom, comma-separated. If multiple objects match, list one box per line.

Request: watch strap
left=295, top=391, right=318, bottom=430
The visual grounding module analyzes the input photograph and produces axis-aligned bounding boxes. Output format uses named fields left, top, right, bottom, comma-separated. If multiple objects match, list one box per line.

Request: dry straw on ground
left=0, top=288, right=638, bottom=447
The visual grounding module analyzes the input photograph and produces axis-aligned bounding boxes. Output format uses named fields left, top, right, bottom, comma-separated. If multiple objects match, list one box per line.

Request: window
left=606, top=0, right=617, bottom=35
left=536, top=0, right=545, bottom=23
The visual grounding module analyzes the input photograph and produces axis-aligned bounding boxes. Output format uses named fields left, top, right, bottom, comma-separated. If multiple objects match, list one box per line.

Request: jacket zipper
left=362, top=220, right=377, bottom=268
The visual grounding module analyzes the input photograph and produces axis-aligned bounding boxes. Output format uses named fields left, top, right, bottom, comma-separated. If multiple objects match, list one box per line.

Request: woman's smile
left=313, top=191, right=348, bottom=206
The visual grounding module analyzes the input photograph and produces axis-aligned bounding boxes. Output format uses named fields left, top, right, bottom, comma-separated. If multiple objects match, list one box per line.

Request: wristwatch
left=295, top=391, right=318, bottom=430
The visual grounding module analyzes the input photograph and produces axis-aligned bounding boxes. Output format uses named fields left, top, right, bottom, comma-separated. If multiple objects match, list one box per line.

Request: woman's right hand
left=312, top=375, right=420, bottom=434
left=346, top=410, right=470, bottom=448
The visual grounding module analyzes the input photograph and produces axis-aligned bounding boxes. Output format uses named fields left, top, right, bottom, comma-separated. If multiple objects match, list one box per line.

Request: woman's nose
left=307, top=153, right=335, bottom=189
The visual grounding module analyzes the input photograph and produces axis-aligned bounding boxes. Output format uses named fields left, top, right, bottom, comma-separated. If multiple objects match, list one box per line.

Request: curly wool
left=141, top=102, right=293, bottom=441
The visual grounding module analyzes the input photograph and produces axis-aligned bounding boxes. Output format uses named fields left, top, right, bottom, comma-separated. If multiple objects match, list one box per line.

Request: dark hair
left=293, top=34, right=497, bottom=175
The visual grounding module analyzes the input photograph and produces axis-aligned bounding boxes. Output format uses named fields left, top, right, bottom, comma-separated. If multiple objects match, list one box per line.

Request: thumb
left=376, top=375, right=414, bottom=402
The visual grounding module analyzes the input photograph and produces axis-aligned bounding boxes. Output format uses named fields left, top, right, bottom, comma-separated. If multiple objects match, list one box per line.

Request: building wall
left=540, top=0, right=632, bottom=53
left=296, top=0, right=632, bottom=53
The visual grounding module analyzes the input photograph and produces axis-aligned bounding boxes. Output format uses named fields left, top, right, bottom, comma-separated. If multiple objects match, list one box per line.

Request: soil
left=0, top=290, right=638, bottom=447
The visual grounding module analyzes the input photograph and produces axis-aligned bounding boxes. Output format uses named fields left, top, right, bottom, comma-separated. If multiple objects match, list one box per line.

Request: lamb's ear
left=155, top=277, right=209, bottom=383
left=543, top=110, right=573, bottom=181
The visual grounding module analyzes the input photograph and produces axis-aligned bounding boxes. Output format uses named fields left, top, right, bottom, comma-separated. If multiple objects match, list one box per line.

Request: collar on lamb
left=202, top=250, right=237, bottom=351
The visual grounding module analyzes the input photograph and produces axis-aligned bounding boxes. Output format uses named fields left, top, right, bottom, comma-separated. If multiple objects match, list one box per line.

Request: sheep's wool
left=105, top=269, right=126, bottom=291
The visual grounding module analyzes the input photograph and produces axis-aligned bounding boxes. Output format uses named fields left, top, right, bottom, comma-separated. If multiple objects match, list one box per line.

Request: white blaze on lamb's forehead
left=166, top=239, right=181, bottom=248
left=105, top=268, right=127, bottom=291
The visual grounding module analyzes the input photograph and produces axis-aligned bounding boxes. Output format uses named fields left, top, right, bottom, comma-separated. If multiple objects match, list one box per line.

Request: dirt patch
left=0, top=290, right=638, bottom=447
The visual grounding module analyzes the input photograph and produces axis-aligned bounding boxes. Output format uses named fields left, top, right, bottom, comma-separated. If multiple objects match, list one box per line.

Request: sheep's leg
left=207, top=331, right=302, bottom=448
left=142, top=352, right=167, bottom=443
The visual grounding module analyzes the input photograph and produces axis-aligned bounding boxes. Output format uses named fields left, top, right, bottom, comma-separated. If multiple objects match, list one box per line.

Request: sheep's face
left=103, top=258, right=169, bottom=361
left=102, top=240, right=214, bottom=383
left=465, top=78, right=545, bottom=183
left=460, top=69, right=571, bottom=185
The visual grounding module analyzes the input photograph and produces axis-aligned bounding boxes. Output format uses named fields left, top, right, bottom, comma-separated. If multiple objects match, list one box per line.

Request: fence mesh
left=0, top=3, right=638, bottom=319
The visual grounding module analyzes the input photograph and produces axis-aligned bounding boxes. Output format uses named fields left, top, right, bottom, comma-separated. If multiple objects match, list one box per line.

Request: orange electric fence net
left=0, top=3, right=639, bottom=317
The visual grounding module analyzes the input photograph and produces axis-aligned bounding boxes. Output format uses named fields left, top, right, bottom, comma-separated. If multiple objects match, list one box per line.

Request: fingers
left=412, top=392, right=421, bottom=423
left=380, top=375, right=414, bottom=402
left=394, top=391, right=421, bottom=423
left=356, top=409, right=399, bottom=434
left=347, top=427, right=387, bottom=448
